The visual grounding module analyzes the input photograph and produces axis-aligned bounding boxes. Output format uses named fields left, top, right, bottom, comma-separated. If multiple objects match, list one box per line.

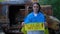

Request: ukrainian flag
left=21, top=22, right=49, bottom=34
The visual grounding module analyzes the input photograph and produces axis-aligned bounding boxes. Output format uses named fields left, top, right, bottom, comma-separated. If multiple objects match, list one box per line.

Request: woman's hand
left=44, top=22, right=48, bottom=27
left=21, top=22, right=24, bottom=27
left=18, top=22, right=24, bottom=29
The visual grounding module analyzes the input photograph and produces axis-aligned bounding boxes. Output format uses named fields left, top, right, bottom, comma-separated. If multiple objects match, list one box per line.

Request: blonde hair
left=49, top=16, right=60, bottom=23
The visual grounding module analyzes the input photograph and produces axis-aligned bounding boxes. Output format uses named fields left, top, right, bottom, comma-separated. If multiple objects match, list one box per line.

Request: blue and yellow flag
left=22, top=22, right=49, bottom=34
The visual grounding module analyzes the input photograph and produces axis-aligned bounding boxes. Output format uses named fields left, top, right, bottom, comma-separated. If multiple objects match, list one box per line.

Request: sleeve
left=44, top=16, right=46, bottom=22
left=41, top=14, right=46, bottom=23
left=24, top=15, right=31, bottom=24
left=42, top=14, right=46, bottom=22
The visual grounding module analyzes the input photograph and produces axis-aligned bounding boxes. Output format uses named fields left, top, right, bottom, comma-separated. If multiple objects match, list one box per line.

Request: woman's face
left=33, top=4, right=39, bottom=13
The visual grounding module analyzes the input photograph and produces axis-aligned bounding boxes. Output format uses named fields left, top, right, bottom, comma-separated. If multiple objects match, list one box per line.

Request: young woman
left=22, top=2, right=46, bottom=34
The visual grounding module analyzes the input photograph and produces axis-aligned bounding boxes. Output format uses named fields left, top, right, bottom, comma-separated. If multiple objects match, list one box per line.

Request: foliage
left=39, top=0, right=60, bottom=20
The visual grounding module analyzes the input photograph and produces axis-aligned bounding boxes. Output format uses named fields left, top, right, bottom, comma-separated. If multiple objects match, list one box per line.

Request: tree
left=39, top=0, right=60, bottom=20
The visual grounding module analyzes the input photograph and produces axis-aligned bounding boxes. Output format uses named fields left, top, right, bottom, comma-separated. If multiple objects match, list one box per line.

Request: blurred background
left=0, top=0, right=60, bottom=34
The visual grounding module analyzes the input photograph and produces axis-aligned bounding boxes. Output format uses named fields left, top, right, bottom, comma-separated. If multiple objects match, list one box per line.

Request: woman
left=47, top=16, right=60, bottom=34
left=22, top=2, right=47, bottom=34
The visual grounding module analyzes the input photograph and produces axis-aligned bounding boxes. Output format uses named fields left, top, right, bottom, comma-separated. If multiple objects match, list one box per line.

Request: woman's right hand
left=21, top=22, right=24, bottom=27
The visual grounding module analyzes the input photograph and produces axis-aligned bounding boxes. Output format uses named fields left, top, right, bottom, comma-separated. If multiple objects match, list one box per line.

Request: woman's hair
left=48, top=16, right=60, bottom=23
left=32, top=2, right=41, bottom=12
